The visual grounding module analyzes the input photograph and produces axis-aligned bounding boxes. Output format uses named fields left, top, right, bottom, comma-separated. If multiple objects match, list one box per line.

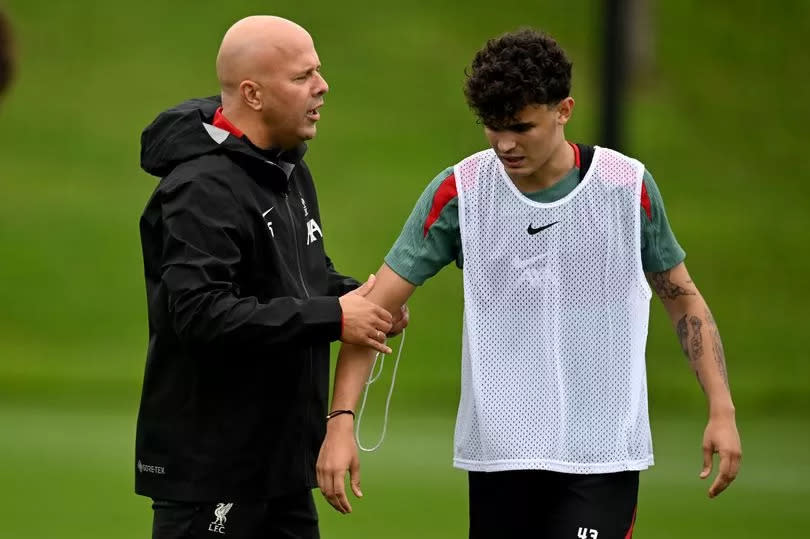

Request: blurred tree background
left=0, top=0, right=808, bottom=537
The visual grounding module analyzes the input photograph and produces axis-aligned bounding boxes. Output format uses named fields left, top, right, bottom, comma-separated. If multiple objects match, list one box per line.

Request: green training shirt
left=386, top=157, right=685, bottom=286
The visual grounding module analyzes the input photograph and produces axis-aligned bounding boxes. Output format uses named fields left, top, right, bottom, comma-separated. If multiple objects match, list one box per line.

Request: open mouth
left=500, top=155, right=525, bottom=167
left=306, top=104, right=322, bottom=121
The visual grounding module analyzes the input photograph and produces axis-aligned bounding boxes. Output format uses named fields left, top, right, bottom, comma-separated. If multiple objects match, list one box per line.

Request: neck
left=511, top=138, right=574, bottom=192
left=221, top=103, right=276, bottom=150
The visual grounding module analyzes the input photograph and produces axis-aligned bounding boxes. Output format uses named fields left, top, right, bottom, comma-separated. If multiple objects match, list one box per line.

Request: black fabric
left=576, top=143, right=596, bottom=182
left=468, top=470, right=638, bottom=539
left=151, top=490, right=319, bottom=539
left=136, top=96, right=359, bottom=503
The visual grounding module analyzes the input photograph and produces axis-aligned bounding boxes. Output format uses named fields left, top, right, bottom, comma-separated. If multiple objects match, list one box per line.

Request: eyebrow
left=506, top=122, right=534, bottom=131
left=488, top=122, right=534, bottom=132
left=294, top=64, right=322, bottom=76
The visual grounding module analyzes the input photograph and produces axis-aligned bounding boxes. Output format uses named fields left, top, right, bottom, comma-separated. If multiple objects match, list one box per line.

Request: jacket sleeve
left=159, top=177, right=343, bottom=347
left=324, top=254, right=360, bottom=296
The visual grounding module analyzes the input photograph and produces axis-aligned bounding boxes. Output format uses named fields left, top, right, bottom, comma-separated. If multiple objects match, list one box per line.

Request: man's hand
left=339, top=275, right=393, bottom=354
left=317, top=414, right=361, bottom=514
left=387, top=304, right=409, bottom=337
left=700, top=413, right=742, bottom=498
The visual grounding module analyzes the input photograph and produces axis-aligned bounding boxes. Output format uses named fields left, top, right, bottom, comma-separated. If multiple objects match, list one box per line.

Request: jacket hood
left=140, top=96, right=307, bottom=178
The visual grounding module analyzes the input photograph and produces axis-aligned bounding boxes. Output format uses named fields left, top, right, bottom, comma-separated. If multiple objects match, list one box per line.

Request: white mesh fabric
left=453, top=147, right=653, bottom=474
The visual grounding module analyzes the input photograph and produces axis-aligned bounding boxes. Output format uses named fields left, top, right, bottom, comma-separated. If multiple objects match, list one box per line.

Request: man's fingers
left=350, top=459, right=363, bottom=498
left=709, top=451, right=739, bottom=498
left=700, top=445, right=713, bottom=479
left=731, top=451, right=742, bottom=478
left=713, top=467, right=734, bottom=497
left=320, top=473, right=338, bottom=512
left=332, top=470, right=352, bottom=513
left=320, top=467, right=347, bottom=514
left=366, top=337, right=392, bottom=355
left=325, top=472, right=346, bottom=514
left=374, top=306, right=394, bottom=326
left=370, top=328, right=390, bottom=344
left=352, top=274, right=376, bottom=297
left=316, top=464, right=326, bottom=500
left=709, top=472, right=731, bottom=498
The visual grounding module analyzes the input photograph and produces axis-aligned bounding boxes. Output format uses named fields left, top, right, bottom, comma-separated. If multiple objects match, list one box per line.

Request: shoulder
left=162, top=154, right=242, bottom=190
left=641, top=168, right=668, bottom=222
left=425, top=166, right=457, bottom=199
left=410, top=166, right=457, bottom=210
left=155, top=156, right=243, bottom=215
left=641, top=168, right=661, bottom=193
left=420, top=166, right=459, bottom=233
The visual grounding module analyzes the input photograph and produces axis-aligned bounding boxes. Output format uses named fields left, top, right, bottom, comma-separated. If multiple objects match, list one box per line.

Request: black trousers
left=151, top=490, right=319, bottom=539
left=468, top=470, right=639, bottom=539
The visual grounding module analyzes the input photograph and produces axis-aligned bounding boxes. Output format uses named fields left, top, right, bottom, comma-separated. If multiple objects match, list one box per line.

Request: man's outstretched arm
left=647, top=262, right=742, bottom=498
left=317, top=263, right=417, bottom=514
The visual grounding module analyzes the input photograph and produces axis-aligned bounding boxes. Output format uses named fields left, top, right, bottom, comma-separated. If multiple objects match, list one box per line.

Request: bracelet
left=326, top=409, right=355, bottom=421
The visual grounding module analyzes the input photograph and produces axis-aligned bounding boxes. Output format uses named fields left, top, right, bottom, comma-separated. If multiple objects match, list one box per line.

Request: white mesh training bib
left=453, top=146, right=653, bottom=474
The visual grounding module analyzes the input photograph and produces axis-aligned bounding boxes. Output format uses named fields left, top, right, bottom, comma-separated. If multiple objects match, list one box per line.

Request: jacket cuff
left=306, top=296, right=343, bottom=342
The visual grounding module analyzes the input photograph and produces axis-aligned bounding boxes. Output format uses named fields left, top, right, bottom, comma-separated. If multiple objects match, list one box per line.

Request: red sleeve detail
left=624, top=506, right=637, bottom=538
left=640, top=182, right=652, bottom=221
left=212, top=106, right=244, bottom=138
left=568, top=141, right=581, bottom=168
left=423, top=173, right=457, bottom=238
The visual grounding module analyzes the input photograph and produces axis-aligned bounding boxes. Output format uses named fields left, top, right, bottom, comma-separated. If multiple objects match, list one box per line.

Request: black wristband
left=326, top=409, right=355, bottom=421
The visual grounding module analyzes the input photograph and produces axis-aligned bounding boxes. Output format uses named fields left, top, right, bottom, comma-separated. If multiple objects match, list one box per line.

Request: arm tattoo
left=649, top=269, right=696, bottom=300
left=676, top=315, right=689, bottom=356
left=677, top=314, right=705, bottom=390
left=705, top=307, right=729, bottom=387
left=689, top=316, right=703, bottom=360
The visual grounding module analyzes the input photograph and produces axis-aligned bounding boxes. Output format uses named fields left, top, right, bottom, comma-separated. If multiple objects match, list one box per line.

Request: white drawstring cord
left=355, top=329, right=405, bottom=452
left=366, top=349, right=386, bottom=384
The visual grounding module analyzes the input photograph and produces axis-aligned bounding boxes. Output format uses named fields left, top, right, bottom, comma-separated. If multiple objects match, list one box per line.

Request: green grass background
left=0, top=0, right=808, bottom=537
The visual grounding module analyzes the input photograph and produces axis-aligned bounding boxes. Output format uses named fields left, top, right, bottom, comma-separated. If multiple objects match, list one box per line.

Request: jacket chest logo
left=262, top=207, right=275, bottom=238
left=262, top=204, right=322, bottom=245
left=306, top=219, right=323, bottom=245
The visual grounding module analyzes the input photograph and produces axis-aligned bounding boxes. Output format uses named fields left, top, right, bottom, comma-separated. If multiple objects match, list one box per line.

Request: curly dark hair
left=464, top=29, right=572, bottom=128
left=0, top=9, right=14, bottom=98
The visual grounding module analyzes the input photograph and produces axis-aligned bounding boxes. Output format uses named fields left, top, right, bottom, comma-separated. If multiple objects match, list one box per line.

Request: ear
left=557, top=97, right=575, bottom=125
left=239, top=80, right=262, bottom=111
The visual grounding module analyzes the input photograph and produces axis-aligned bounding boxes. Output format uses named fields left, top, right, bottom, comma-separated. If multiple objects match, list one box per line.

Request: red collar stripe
left=568, top=141, right=581, bottom=168
left=212, top=107, right=244, bottom=138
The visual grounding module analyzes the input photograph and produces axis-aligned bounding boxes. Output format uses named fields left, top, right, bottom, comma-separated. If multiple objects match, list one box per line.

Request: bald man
left=135, top=16, right=403, bottom=539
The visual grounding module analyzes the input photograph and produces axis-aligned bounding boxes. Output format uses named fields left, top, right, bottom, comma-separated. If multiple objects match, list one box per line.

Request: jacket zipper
left=283, top=192, right=310, bottom=299
left=283, top=189, right=315, bottom=482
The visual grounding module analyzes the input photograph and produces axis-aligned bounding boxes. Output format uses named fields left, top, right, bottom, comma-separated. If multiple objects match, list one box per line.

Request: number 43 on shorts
left=578, top=528, right=599, bottom=539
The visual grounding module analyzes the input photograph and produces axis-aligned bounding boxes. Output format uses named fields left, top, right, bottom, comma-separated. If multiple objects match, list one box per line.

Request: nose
left=496, top=136, right=516, bottom=154
left=314, top=71, right=329, bottom=96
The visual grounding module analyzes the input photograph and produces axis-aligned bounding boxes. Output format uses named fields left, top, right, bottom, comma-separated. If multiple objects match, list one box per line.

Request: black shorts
left=151, top=490, right=319, bottom=539
left=468, top=470, right=638, bottom=539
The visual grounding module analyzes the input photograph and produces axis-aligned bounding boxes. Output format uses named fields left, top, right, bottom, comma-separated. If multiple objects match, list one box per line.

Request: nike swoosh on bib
left=527, top=221, right=559, bottom=235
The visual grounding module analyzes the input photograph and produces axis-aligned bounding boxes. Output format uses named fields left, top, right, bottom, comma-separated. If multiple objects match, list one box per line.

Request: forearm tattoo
left=649, top=269, right=696, bottom=300
left=677, top=314, right=705, bottom=390
left=676, top=310, right=729, bottom=391
left=676, top=315, right=689, bottom=357
left=705, top=307, right=729, bottom=387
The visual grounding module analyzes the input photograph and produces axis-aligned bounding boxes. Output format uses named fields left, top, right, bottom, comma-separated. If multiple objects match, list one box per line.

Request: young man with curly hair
left=317, top=29, right=742, bottom=538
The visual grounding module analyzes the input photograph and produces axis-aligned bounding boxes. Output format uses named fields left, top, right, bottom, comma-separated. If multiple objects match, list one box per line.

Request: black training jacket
left=135, top=96, right=358, bottom=502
